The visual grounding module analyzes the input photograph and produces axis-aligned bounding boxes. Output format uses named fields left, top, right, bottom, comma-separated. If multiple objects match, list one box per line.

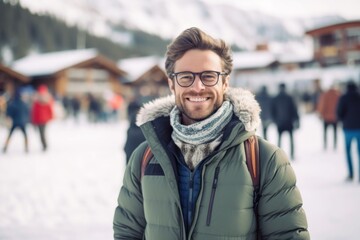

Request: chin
left=188, top=112, right=212, bottom=122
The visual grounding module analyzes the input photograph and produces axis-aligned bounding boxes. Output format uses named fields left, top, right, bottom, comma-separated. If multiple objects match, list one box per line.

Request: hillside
left=0, top=1, right=170, bottom=63
left=1, top=0, right=345, bottom=64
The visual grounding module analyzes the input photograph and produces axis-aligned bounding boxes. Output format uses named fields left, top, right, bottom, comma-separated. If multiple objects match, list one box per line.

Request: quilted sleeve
left=113, top=143, right=147, bottom=240
left=258, top=142, right=310, bottom=240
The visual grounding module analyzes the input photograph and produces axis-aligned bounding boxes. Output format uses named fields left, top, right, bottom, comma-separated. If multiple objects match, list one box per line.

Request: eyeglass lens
left=176, top=71, right=219, bottom=87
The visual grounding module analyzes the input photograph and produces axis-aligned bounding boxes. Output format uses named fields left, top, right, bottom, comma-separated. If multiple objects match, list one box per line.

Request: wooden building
left=118, top=56, right=170, bottom=103
left=231, top=51, right=279, bottom=91
left=306, top=20, right=360, bottom=66
left=0, top=63, right=30, bottom=95
left=12, top=49, right=126, bottom=98
left=231, top=49, right=319, bottom=93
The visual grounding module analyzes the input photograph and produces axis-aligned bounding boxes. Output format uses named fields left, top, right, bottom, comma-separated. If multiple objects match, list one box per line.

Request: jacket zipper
left=188, top=172, right=194, bottom=227
left=206, top=165, right=220, bottom=226
left=179, top=207, right=185, bottom=240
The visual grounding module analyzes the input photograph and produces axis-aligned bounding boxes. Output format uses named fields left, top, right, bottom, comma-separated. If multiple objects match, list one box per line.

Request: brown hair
left=165, top=27, right=233, bottom=78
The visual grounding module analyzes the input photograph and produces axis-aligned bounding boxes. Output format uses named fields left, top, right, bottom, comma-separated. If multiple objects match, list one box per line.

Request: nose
left=191, top=74, right=205, bottom=90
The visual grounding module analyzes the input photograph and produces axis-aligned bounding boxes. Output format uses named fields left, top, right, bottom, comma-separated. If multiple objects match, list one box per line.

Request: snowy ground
left=0, top=113, right=359, bottom=240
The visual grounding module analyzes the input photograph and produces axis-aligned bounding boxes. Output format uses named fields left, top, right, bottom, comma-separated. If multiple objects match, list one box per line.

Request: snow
left=12, top=49, right=98, bottom=77
left=18, top=0, right=334, bottom=51
left=118, top=56, right=165, bottom=82
left=1, top=112, right=359, bottom=239
left=233, top=51, right=276, bottom=69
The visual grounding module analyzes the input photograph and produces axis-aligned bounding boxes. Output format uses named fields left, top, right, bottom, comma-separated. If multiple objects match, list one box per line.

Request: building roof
left=12, top=49, right=125, bottom=77
left=0, top=63, right=29, bottom=82
left=305, top=20, right=360, bottom=35
left=232, top=46, right=315, bottom=71
left=232, top=51, right=276, bottom=70
left=118, top=56, right=166, bottom=83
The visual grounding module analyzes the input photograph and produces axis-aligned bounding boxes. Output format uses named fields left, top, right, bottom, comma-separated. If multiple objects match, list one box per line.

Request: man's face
left=168, top=49, right=229, bottom=125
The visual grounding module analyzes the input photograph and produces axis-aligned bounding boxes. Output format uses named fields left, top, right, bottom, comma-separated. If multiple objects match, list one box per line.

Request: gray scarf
left=170, top=101, right=233, bottom=169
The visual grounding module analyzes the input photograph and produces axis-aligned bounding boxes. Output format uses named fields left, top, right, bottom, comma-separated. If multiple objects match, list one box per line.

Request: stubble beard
left=177, top=100, right=221, bottom=124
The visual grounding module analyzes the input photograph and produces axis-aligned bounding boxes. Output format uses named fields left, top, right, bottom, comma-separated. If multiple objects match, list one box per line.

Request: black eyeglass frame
left=170, top=71, right=228, bottom=87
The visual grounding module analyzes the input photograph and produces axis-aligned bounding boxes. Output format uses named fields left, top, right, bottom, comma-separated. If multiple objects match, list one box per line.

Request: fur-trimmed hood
left=136, top=88, right=261, bottom=132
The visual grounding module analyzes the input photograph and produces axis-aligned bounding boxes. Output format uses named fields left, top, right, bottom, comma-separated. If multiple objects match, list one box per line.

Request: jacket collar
left=136, top=87, right=261, bottom=132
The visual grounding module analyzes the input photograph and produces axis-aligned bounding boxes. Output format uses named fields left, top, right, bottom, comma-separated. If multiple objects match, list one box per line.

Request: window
left=319, top=33, right=336, bottom=46
left=346, top=27, right=360, bottom=48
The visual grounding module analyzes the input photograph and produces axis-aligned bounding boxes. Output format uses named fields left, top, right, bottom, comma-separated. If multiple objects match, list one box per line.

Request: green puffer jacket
left=113, top=88, right=310, bottom=240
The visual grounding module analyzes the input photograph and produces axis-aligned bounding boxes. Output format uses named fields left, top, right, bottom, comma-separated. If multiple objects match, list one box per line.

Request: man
left=317, top=84, right=341, bottom=150
left=113, top=27, right=309, bottom=239
left=124, top=98, right=146, bottom=164
left=2, top=88, right=29, bottom=153
left=336, top=81, right=360, bottom=181
left=255, top=85, right=272, bottom=140
left=271, top=83, right=299, bottom=160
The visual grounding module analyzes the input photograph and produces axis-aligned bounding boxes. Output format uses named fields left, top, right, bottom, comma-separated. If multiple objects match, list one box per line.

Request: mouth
left=187, top=97, right=209, bottom=102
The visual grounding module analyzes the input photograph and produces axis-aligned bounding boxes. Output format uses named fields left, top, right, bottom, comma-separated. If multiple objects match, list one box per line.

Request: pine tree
left=0, top=1, right=170, bottom=61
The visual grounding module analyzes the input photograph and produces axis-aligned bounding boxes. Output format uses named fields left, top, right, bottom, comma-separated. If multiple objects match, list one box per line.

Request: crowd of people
left=1, top=85, right=125, bottom=153
left=62, top=92, right=124, bottom=124
left=2, top=85, right=53, bottom=153
left=255, top=80, right=360, bottom=180
left=2, top=77, right=359, bottom=176
left=2, top=75, right=359, bottom=183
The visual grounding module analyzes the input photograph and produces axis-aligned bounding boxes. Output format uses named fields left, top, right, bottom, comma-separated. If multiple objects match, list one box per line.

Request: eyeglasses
left=170, top=71, right=228, bottom=87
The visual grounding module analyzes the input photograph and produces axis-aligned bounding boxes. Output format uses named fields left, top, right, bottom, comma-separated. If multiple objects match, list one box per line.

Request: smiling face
left=168, top=49, right=229, bottom=125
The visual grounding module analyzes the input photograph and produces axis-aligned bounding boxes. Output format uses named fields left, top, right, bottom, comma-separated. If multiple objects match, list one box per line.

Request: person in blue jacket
left=337, top=81, right=360, bottom=181
left=2, top=88, right=30, bottom=153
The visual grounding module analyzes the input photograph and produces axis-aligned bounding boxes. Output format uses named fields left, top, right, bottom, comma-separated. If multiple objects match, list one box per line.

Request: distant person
left=31, top=85, right=53, bottom=151
left=2, top=89, right=29, bottom=153
left=271, top=83, right=299, bottom=159
left=301, top=90, right=312, bottom=113
left=87, top=93, right=101, bottom=123
left=124, top=99, right=146, bottom=164
left=61, top=95, right=71, bottom=119
left=71, top=95, right=81, bottom=123
left=311, top=78, right=323, bottom=112
left=336, top=81, right=360, bottom=181
left=109, top=94, right=124, bottom=121
left=317, top=84, right=341, bottom=150
left=0, top=94, right=8, bottom=126
left=255, top=85, right=272, bottom=140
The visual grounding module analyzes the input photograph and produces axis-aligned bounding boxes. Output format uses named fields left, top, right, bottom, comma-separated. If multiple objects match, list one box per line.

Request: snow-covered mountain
left=18, top=0, right=345, bottom=51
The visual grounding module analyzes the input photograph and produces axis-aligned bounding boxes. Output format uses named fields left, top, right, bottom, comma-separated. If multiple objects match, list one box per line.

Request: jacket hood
left=136, top=87, right=261, bottom=132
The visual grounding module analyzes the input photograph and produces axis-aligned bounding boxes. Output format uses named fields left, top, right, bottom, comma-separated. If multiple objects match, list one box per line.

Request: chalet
left=306, top=20, right=360, bottom=66
left=118, top=56, right=170, bottom=103
left=0, top=63, right=30, bottom=95
left=12, top=49, right=126, bottom=98
left=231, top=51, right=279, bottom=91
left=232, top=21, right=360, bottom=93
left=231, top=49, right=324, bottom=93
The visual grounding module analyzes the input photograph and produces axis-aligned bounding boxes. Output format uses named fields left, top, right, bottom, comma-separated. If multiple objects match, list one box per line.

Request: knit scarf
left=170, top=101, right=233, bottom=169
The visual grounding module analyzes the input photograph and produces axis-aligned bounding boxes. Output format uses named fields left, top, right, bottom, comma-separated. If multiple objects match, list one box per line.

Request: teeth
left=189, top=97, right=207, bottom=102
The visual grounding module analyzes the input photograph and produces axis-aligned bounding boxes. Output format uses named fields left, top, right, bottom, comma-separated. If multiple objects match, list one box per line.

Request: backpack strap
left=140, top=136, right=260, bottom=188
left=244, top=135, right=260, bottom=190
left=244, top=135, right=261, bottom=239
left=141, top=146, right=153, bottom=180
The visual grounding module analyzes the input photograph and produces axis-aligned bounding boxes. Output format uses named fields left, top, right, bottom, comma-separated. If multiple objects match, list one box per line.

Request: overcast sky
left=206, top=0, right=360, bottom=19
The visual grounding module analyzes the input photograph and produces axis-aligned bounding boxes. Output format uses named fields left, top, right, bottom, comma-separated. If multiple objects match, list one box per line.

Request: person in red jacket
left=31, top=85, right=53, bottom=151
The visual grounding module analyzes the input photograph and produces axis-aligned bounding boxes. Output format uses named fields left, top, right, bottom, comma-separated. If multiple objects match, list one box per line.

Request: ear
left=222, top=75, right=229, bottom=91
left=168, top=78, right=175, bottom=94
